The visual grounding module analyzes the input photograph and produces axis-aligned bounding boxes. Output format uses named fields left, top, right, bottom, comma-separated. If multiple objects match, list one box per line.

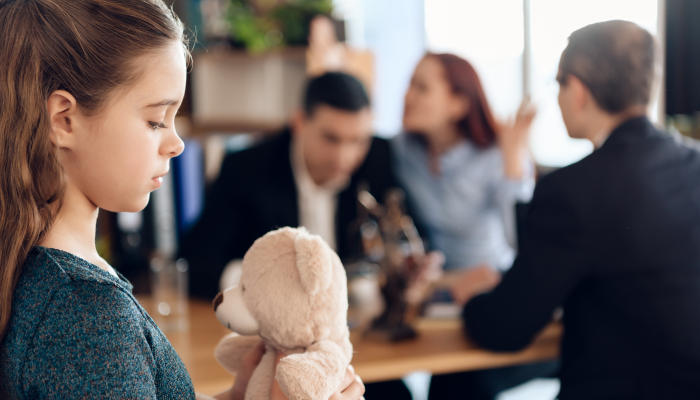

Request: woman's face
left=52, top=41, right=186, bottom=213
left=403, top=56, right=468, bottom=136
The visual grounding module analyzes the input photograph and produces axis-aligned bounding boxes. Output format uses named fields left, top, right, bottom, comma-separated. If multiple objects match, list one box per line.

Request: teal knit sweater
left=0, top=247, right=195, bottom=399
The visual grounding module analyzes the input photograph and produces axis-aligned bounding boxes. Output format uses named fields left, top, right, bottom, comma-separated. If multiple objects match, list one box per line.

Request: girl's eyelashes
left=148, top=121, right=167, bottom=131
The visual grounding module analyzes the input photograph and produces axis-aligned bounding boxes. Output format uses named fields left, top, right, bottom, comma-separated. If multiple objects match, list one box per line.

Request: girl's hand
left=270, top=352, right=366, bottom=400
left=225, top=340, right=266, bottom=400
left=497, top=98, right=536, bottom=180
left=330, top=365, right=365, bottom=400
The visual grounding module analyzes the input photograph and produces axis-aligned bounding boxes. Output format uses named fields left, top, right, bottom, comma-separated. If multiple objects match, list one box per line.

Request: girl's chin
left=101, top=195, right=150, bottom=214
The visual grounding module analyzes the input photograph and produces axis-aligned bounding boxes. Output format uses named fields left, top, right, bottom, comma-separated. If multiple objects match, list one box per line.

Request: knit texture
left=0, top=246, right=195, bottom=399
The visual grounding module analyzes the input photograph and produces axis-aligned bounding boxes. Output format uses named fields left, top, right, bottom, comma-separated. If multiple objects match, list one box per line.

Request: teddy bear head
left=213, top=226, right=351, bottom=354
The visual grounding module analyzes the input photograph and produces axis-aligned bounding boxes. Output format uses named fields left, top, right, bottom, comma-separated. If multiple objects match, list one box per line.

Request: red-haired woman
left=395, top=53, right=535, bottom=278
left=370, top=54, right=558, bottom=399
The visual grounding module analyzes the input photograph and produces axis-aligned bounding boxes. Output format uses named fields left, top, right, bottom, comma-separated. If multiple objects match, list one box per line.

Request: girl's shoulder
left=2, top=247, right=194, bottom=399
left=14, top=246, right=140, bottom=320
left=3, top=247, right=144, bottom=372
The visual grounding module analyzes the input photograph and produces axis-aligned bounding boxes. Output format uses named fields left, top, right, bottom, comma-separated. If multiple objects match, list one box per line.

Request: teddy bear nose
left=213, top=292, right=224, bottom=312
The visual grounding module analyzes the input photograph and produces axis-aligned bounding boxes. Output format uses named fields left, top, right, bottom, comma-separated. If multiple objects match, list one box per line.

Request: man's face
left=293, top=104, right=374, bottom=186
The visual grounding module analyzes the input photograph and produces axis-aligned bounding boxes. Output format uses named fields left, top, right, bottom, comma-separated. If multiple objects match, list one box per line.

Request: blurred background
left=93, top=1, right=700, bottom=398
left=97, top=0, right=699, bottom=298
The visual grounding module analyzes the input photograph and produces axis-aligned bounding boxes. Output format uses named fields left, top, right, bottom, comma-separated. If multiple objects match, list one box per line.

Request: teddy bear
left=212, top=227, right=353, bottom=400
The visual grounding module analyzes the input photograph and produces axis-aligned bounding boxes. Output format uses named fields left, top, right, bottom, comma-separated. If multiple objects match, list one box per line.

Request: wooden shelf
left=191, top=49, right=307, bottom=135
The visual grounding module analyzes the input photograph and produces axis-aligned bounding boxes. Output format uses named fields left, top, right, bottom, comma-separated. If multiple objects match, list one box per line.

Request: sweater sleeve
left=20, top=283, right=159, bottom=399
left=464, top=174, right=588, bottom=351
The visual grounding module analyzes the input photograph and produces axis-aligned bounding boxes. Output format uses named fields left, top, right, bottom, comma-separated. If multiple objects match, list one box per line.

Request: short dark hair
left=558, top=20, right=656, bottom=113
left=303, top=72, right=370, bottom=116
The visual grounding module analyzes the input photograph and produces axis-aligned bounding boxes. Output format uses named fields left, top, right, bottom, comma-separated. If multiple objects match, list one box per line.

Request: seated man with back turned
left=454, top=20, right=700, bottom=400
left=181, top=72, right=400, bottom=300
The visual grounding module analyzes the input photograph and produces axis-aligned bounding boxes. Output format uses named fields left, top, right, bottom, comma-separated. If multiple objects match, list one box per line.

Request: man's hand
left=270, top=352, right=365, bottom=400
left=405, top=251, right=445, bottom=304
left=450, top=264, right=502, bottom=305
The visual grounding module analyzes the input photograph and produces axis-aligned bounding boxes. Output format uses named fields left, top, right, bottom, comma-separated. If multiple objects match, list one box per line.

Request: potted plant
left=227, top=0, right=334, bottom=52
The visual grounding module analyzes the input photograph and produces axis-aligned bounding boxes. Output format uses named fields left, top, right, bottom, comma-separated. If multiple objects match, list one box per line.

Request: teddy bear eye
left=242, top=285, right=245, bottom=292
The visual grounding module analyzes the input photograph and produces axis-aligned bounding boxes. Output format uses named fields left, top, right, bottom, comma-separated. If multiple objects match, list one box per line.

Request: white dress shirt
left=290, top=138, right=348, bottom=250
left=220, top=137, right=349, bottom=290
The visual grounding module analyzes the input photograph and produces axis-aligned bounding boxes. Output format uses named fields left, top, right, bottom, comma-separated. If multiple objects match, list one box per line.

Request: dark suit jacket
left=464, top=117, right=700, bottom=399
left=180, top=129, right=402, bottom=300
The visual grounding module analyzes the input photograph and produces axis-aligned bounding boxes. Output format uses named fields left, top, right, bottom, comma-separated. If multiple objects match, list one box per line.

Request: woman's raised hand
left=497, top=98, right=537, bottom=180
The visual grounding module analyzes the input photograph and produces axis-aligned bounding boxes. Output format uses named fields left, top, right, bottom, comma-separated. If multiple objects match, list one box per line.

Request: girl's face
left=403, top=56, right=468, bottom=137
left=51, top=41, right=186, bottom=213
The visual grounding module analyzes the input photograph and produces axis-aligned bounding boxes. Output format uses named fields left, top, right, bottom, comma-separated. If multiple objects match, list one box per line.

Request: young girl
left=0, top=1, right=364, bottom=399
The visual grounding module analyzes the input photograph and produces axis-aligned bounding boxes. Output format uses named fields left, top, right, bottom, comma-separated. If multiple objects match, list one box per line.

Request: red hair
left=428, top=53, right=498, bottom=148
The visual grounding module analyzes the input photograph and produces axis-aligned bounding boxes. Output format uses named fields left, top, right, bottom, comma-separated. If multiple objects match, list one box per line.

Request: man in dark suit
left=454, top=20, right=700, bottom=400
left=181, top=72, right=403, bottom=301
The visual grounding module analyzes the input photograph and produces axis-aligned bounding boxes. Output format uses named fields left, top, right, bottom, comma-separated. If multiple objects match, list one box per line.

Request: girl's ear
left=47, top=90, right=78, bottom=148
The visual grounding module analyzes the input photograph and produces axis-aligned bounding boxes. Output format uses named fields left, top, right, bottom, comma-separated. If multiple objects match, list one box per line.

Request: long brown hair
left=427, top=53, right=499, bottom=148
left=0, top=0, right=188, bottom=347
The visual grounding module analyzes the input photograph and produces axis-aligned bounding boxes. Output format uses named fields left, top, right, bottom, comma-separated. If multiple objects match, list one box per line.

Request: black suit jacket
left=180, top=129, right=402, bottom=300
left=464, top=117, right=700, bottom=399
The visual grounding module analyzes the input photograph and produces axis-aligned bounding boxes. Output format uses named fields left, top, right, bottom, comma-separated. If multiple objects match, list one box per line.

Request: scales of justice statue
left=351, top=184, right=430, bottom=342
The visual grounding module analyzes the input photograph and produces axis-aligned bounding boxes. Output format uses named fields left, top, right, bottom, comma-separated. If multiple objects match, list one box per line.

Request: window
left=425, top=0, right=660, bottom=167
left=528, top=0, right=659, bottom=166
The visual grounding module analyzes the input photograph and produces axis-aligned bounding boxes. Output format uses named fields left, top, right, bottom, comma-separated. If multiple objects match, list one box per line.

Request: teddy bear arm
left=245, top=346, right=278, bottom=400
left=214, top=333, right=262, bottom=375
left=275, top=340, right=349, bottom=400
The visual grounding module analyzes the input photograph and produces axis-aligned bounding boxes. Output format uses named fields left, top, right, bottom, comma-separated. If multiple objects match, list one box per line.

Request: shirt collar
left=597, top=116, right=653, bottom=151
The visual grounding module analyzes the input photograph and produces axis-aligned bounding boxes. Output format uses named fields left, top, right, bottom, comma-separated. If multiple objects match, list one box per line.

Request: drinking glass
left=150, top=257, right=189, bottom=332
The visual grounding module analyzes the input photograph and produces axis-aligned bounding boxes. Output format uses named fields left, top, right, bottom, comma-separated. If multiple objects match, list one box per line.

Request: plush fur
left=213, top=227, right=352, bottom=400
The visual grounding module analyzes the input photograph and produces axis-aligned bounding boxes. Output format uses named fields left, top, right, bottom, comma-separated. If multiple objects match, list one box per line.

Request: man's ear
left=566, top=75, right=590, bottom=113
left=47, top=90, right=78, bottom=148
left=291, top=109, right=307, bottom=138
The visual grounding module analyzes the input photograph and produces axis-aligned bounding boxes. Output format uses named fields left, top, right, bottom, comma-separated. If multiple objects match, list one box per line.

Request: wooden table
left=136, top=298, right=561, bottom=396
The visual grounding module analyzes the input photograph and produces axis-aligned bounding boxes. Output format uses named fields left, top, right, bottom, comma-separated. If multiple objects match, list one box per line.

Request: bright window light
left=529, top=0, right=659, bottom=167
left=425, top=0, right=524, bottom=119
left=425, top=0, right=659, bottom=167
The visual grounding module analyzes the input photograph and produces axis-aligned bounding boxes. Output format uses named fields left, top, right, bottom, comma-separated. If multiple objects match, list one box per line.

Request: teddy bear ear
left=294, top=230, right=333, bottom=295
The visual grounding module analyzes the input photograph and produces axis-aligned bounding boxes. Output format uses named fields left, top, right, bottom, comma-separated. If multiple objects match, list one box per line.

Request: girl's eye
left=148, top=121, right=167, bottom=131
